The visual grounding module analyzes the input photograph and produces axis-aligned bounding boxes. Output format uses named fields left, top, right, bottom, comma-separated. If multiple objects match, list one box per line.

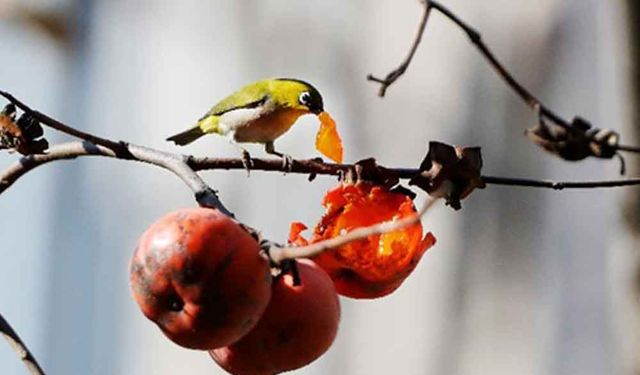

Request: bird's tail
left=166, top=126, right=205, bottom=145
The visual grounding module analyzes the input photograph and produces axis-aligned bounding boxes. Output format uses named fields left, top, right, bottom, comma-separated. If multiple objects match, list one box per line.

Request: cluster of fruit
left=129, top=181, right=436, bottom=374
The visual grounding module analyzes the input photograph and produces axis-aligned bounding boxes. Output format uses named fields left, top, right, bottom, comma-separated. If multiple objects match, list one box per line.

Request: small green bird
left=167, top=78, right=343, bottom=165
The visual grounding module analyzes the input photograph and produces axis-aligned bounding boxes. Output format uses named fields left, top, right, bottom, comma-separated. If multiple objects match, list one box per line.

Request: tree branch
left=481, top=175, right=640, bottom=190
left=0, top=141, right=233, bottom=217
left=367, top=0, right=640, bottom=154
left=0, top=312, right=45, bottom=375
left=366, top=0, right=433, bottom=97
left=4, top=141, right=640, bottom=197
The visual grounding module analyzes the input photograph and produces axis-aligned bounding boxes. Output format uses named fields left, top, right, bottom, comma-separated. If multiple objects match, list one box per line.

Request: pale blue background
left=0, top=0, right=637, bottom=374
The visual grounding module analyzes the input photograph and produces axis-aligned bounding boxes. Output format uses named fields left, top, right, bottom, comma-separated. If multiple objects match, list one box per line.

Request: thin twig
left=427, top=1, right=568, bottom=128
left=268, top=197, right=439, bottom=264
left=366, top=0, right=433, bottom=96
left=367, top=0, right=640, bottom=153
left=367, top=0, right=564, bottom=124
left=481, top=175, right=640, bottom=190
left=0, top=312, right=45, bottom=375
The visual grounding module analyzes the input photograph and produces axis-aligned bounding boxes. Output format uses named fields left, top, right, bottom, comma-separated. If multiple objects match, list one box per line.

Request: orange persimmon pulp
left=315, top=112, right=343, bottom=163
left=289, top=182, right=436, bottom=299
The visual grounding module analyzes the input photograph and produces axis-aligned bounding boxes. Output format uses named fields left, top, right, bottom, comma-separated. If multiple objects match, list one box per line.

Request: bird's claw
left=241, top=150, right=254, bottom=176
left=281, top=154, right=294, bottom=173
left=264, top=141, right=293, bottom=173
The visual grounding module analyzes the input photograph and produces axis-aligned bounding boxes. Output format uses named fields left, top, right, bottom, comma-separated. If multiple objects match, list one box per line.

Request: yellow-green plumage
left=166, top=78, right=324, bottom=147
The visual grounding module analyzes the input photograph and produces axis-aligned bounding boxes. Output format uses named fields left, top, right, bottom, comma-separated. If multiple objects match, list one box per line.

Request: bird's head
left=267, top=78, right=342, bottom=163
left=274, top=78, right=324, bottom=114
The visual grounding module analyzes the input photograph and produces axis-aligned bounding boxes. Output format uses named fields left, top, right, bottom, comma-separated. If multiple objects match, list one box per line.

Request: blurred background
left=0, top=0, right=639, bottom=374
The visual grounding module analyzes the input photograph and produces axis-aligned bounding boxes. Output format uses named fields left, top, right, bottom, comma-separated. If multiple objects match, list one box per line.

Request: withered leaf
left=526, top=116, right=620, bottom=164
left=0, top=104, right=49, bottom=155
left=344, top=158, right=399, bottom=189
left=409, top=141, right=485, bottom=210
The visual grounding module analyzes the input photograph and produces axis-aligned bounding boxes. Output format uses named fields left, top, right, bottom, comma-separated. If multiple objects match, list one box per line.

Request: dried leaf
left=0, top=104, right=21, bottom=151
left=343, top=158, right=399, bottom=189
left=526, top=116, right=620, bottom=162
left=409, top=141, right=485, bottom=210
left=0, top=104, right=48, bottom=155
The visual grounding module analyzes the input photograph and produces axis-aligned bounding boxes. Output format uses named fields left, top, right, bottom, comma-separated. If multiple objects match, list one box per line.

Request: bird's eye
left=299, top=92, right=311, bottom=105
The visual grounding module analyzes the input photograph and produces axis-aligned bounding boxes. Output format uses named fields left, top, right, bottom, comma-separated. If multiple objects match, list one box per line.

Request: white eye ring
left=299, top=92, right=311, bottom=104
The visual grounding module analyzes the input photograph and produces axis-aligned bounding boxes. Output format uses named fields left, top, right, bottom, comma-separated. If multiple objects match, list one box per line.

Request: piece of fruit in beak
left=316, top=112, right=343, bottom=163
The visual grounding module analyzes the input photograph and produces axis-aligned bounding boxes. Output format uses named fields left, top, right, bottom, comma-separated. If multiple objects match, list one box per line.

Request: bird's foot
left=281, top=154, right=294, bottom=173
left=264, top=141, right=293, bottom=173
left=241, top=149, right=254, bottom=177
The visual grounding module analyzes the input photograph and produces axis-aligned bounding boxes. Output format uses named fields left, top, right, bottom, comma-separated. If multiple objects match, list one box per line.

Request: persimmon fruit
left=315, top=111, right=343, bottom=163
left=290, top=182, right=436, bottom=299
left=129, top=207, right=272, bottom=350
left=210, top=259, right=340, bottom=375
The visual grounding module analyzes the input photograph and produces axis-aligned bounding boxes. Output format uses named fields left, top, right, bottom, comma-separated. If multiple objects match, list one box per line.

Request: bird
left=166, top=78, right=343, bottom=168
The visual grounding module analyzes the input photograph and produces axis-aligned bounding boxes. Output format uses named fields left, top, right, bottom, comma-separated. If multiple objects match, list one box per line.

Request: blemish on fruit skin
left=144, top=254, right=161, bottom=273
left=277, top=327, right=295, bottom=344
left=215, top=252, right=235, bottom=274
left=179, top=264, right=199, bottom=285
left=130, top=264, right=152, bottom=297
left=130, top=260, right=144, bottom=276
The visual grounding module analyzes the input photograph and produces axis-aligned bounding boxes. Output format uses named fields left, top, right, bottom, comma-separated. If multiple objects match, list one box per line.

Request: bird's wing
left=199, top=85, right=270, bottom=121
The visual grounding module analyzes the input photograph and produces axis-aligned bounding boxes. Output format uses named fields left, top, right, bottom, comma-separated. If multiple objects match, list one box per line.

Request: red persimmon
left=210, top=259, right=340, bottom=375
left=130, top=207, right=272, bottom=350
left=290, top=182, right=436, bottom=299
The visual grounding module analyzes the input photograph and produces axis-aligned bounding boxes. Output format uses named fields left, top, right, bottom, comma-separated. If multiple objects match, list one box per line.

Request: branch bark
left=0, top=142, right=233, bottom=217
left=4, top=142, right=640, bottom=196
left=0, top=313, right=44, bottom=375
